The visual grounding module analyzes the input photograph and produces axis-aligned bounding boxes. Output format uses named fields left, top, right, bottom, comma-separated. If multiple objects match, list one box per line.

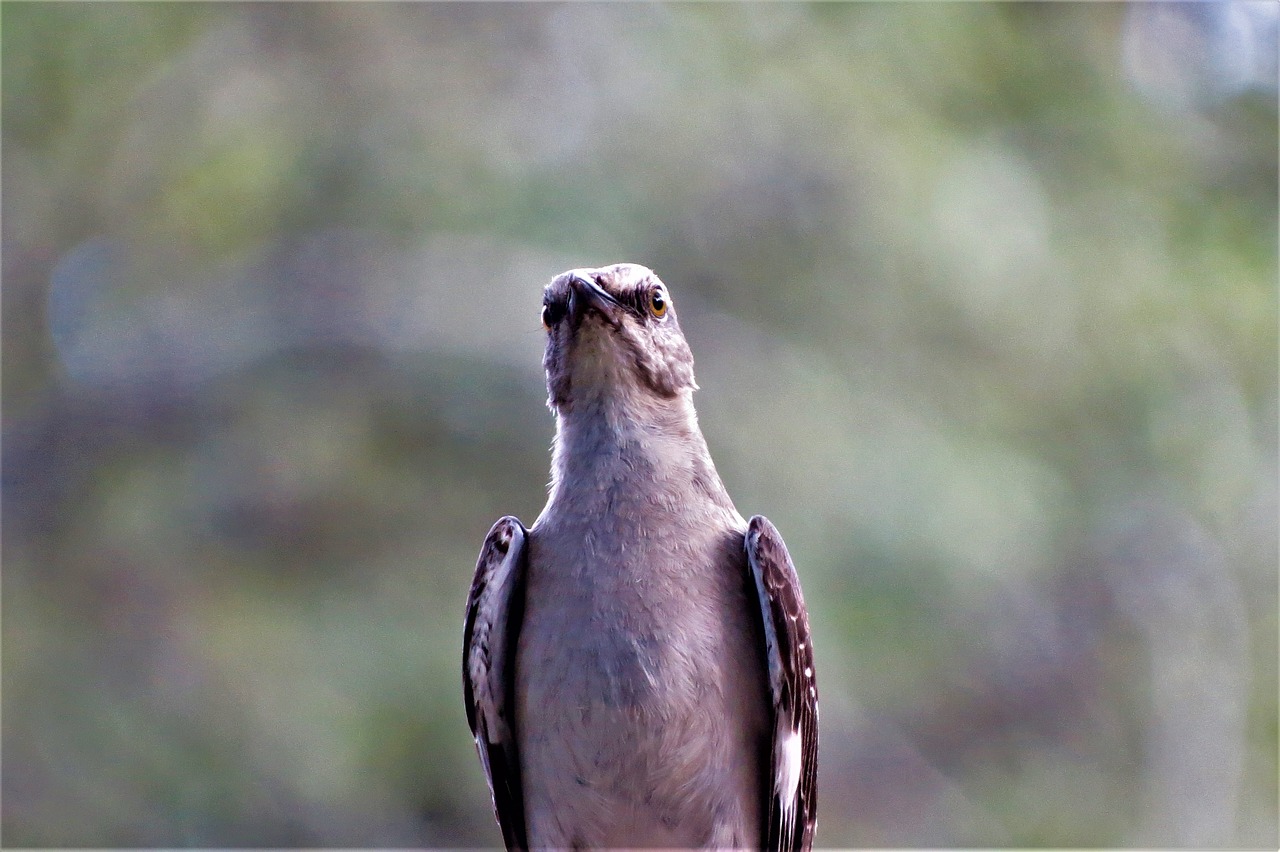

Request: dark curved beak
left=569, top=273, right=623, bottom=327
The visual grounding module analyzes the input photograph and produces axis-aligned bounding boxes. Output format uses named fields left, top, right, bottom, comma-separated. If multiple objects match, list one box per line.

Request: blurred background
left=3, top=2, right=1277, bottom=847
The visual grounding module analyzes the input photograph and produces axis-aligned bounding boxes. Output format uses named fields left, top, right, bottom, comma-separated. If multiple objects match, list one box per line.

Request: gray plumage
left=463, top=263, right=818, bottom=850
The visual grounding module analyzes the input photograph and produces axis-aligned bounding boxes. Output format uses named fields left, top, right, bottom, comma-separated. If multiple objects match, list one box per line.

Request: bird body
left=519, top=377, right=765, bottom=846
left=463, top=264, right=817, bottom=850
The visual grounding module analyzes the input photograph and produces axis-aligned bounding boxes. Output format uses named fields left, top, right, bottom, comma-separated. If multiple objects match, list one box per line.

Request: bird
left=462, top=263, right=818, bottom=850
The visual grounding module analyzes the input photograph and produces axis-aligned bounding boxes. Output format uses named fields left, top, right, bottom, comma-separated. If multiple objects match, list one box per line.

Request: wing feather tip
left=744, top=513, right=818, bottom=852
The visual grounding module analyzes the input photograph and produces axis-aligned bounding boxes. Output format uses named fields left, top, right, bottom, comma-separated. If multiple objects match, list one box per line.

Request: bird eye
left=542, top=300, right=566, bottom=329
left=648, top=288, right=668, bottom=319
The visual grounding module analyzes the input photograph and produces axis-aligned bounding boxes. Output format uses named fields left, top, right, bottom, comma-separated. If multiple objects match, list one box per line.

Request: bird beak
left=569, top=273, right=623, bottom=328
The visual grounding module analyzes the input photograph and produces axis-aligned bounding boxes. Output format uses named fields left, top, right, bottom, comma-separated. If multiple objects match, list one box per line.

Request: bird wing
left=745, top=515, right=819, bottom=852
left=462, top=516, right=529, bottom=850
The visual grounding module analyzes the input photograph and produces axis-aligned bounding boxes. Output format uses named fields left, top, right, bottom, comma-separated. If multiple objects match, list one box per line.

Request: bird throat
left=552, top=388, right=694, bottom=477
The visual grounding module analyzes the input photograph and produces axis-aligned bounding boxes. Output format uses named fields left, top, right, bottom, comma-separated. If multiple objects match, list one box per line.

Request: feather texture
left=746, top=514, right=819, bottom=852
left=462, top=516, right=529, bottom=850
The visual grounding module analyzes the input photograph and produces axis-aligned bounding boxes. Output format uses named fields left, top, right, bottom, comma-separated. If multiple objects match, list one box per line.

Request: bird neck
left=543, top=391, right=738, bottom=521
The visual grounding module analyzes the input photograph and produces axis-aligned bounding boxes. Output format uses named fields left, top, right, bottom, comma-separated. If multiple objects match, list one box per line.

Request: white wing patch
left=777, top=723, right=803, bottom=811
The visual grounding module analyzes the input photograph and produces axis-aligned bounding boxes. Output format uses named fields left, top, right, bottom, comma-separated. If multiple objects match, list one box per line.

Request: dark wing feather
left=746, top=515, right=819, bottom=852
left=462, top=516, right=529, bottom=850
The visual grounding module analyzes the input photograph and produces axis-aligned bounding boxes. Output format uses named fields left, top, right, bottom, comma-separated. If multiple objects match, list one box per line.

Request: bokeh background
left=3, top=2, right=1277, bottom=847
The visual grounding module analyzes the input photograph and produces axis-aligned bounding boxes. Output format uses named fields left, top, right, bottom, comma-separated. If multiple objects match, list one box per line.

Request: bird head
left=541, top=263, right=697, bottom=413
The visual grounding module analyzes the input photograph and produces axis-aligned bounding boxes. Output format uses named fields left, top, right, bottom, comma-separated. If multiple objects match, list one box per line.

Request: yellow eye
left=648, top=288, right=668, bottom=319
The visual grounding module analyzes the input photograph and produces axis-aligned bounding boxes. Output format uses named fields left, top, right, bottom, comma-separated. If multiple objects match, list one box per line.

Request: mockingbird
left=463, top=263, right=818, bottom=850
